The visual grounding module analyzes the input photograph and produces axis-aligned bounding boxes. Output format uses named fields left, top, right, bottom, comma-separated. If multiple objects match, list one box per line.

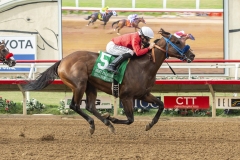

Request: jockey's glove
left=149, top=43, right=155, bottom=49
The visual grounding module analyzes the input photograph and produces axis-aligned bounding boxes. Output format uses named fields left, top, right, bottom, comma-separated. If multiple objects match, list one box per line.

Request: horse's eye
left=2, top=49, right=7, bottom=53
left=176, top=40, right=180, bottom=44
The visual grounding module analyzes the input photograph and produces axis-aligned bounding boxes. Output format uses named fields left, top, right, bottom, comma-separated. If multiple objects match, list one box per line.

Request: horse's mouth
left=183, top=54, right=195, bottom=63
left=187, top=59, right=192, bottom=63
left=3, top=59, right=16, bottom=67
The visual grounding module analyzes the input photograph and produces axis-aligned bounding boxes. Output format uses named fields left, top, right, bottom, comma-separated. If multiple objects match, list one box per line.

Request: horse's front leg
left=103, top=98, right=134, bottom=125
left=139, top=93, right=164, bottom=131
left=102, top=21, right=107, bottom=29
left=86, top=21, right=91, bottom=26
left=135, top=26, right=141, bottom=32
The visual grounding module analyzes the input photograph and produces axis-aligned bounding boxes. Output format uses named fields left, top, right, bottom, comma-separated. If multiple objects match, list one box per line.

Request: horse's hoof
left=113, top=29, right=115, bottom=31
left=89, top=125, right=95, bottom=135
left=86, top=25, right=89, bottom=26
left=108, top=124, right=115, bottom=134
left=117, top=33, right=120, bottom=35
left=145, top=123, right=151, bottom=131
left=102, top=112, right=110, bottom=119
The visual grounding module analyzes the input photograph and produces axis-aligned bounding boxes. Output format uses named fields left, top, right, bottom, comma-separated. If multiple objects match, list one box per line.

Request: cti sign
left=0, top=35, right=37, bottom=73
left=164, top=96, right=209, bottom=109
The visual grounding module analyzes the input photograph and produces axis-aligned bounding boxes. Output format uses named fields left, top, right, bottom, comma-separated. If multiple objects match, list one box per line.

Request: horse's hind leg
left=113, top=26, right=119, bottom=32
left=117, top=28, right=122, bottom=35
left=117, top=26, right=124, bottom=35
left=86, top=21, right=91, bottom=26
left=85, top=83, right=115, bottom=133
left=139, top=93, right=164, bottom=131
left=69, top=82, right=96, bottom=134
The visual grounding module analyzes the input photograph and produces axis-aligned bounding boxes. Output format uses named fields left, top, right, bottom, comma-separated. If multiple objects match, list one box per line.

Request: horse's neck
left=130, top=50, right=165, bottom=76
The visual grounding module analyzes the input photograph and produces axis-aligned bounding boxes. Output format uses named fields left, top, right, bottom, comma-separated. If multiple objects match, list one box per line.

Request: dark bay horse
left=112, top=17, right=146, bottom=35
left=0, top=40, right=16, bottom=67
left=85, top=10, right=117, bottom=28
left=22, top=28, right=195, bottom=134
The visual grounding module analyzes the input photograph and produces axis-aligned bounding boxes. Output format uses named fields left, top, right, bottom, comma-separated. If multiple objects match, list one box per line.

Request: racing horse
left=0, top=40, right=16, bottom=67
left=22, top=28, right=195, bottom=135
left=112, top=17, right=146, bottom=35
left=85, top=10, right=117, bottom=28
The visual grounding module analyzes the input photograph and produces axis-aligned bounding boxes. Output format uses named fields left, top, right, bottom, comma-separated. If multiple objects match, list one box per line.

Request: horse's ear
left=158, top=28, right=170, bottom=36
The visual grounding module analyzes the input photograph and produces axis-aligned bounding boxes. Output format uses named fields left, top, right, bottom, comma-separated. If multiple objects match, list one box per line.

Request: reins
left=151, top=37, right=179, bottom=75
left=151, top=45, right=176, bottom=75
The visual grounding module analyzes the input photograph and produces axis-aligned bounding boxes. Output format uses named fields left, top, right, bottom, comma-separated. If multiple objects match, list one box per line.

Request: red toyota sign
left=164, top=96, right=209, bottom=109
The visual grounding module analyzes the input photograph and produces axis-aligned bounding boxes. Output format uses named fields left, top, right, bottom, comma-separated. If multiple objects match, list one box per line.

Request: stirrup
left=105, top=66, right=118, bottom=74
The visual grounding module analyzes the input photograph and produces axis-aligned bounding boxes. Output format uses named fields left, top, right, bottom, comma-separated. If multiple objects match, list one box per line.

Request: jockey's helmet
left=138, top=26, right=154, bottom=39
left=106, top=6, right=109, bottom=9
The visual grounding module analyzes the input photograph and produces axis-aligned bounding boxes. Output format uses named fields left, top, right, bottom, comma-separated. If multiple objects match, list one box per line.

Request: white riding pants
left=106, top=41, right=134, bottom=56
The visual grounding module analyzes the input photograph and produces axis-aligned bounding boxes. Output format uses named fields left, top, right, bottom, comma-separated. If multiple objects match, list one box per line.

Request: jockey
left=105, top=26, right=155, bottom=73
left=128, top=14, right=138, bottom=24
left=100, top=6, right=109, bottom=17
left=174, top=30, right=195, bottom=40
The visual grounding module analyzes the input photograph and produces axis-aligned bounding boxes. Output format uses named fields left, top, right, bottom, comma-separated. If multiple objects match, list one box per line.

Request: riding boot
left=105, top=53, right=132, bottom=73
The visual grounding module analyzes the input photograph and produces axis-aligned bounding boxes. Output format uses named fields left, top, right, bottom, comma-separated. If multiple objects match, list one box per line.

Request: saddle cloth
left=91, top=51, right=128, bottom=84
left=98, top=13, right=105, bottom=20
left=125, top=20, right=132, bottom=27
left=98, top=13, right=103, bottom=20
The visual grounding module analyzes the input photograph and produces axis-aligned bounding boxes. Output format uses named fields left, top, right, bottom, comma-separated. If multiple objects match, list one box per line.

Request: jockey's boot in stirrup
left=105, top=53, right=132, bottom=73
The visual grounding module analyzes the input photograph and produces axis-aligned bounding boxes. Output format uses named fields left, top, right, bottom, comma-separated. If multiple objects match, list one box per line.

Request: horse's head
left=155, top=28, right=195, bottom=63
left=0, top=40, right=16, bottom=67
left=109, top=10, right=118, bottom=16
left=138, top=17, right=146, bottom=24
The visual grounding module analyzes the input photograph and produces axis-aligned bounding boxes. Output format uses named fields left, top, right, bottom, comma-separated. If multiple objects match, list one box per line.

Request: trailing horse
left=22, top=28, right=195, bottom=135
left=112, top=17, right=146, bottom=35
left=0, top=40, right=16, bottom=67
left=85, top=10, right=118, bottom=28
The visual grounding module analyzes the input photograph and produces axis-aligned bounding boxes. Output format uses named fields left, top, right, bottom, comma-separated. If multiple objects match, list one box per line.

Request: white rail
left=1, top=62, right=239, bottom=80
left=62, top=7, right=223, bottom=13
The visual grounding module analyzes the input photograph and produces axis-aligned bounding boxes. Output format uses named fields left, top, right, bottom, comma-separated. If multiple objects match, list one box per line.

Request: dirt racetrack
left=0, top=116, right=239, bottom=160
left=62, top=15, right=223, bottom=74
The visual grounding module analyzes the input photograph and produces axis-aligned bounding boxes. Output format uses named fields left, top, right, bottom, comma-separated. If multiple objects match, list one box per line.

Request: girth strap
left=112, top=79, right=119, bottom=98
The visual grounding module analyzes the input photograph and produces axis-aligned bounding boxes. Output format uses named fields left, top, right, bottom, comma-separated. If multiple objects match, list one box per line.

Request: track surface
left=62, top=15, right=223, bottom=59
left=0, top=116, right=239, bottom=160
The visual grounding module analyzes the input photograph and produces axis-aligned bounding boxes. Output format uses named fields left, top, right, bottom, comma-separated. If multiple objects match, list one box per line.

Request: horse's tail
left=22, top=60, right=61, bottom=91
left=84, top=15, right=91, bottom=20
left=112, top=20, right=119, bottom=28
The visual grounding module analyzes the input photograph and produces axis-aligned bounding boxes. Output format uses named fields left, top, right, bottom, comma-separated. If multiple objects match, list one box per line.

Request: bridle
left=0, top=43, right=14, bottom=66
left=152, top=35, right=191, bottom=62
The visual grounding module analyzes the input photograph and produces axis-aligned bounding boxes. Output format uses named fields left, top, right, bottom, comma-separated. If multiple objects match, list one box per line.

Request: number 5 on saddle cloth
left=91, top=51, right=129, bottom=97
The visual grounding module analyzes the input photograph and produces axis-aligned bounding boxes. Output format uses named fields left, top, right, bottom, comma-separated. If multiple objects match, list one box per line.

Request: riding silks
left=91, top=51, right=128, bottom=84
